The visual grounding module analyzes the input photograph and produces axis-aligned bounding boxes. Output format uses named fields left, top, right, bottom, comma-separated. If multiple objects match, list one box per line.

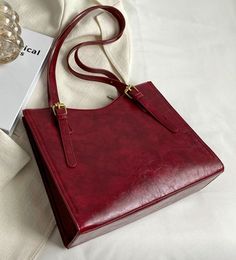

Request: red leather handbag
left=23, top=5, right=224, bottom=248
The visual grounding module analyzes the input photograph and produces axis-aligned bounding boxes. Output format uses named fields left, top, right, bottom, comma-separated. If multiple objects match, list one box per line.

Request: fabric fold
left=96, top=1, right=131, bottom=83
left=0, top=129, right=30, bottom=191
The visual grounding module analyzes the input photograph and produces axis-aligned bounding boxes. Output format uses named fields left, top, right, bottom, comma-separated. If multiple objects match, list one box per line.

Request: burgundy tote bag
left=23, top=5, right=224, bottom=248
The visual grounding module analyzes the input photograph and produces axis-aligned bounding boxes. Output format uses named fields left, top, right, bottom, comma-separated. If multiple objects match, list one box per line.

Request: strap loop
left=47, top=5, right=127, bottom=107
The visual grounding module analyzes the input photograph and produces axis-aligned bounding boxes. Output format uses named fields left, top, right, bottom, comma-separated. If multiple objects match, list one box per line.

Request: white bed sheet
left=39, top=0, right=236, bottom=259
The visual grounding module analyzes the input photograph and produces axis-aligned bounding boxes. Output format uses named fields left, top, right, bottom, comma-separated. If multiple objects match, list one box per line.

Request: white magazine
left=0, top=28, right=53, bottom=135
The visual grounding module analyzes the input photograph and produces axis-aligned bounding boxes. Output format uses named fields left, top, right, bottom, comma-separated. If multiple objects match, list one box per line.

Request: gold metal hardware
left=124, top=85, right=138, bottom=99
left=51, top=102, right=67, bottom=115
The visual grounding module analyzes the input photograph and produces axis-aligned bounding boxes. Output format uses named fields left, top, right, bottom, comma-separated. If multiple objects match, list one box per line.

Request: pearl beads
left=0, top=1, right=24, bottom=63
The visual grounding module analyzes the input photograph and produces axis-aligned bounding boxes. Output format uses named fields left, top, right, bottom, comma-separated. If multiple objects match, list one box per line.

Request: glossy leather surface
left=23, top=81, right=224, bottom=248
left=23, top=5, right=224, bottom=248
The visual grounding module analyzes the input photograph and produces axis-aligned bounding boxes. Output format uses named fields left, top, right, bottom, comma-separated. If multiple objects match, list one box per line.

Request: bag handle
left=47, top=5, right=127, bottom=108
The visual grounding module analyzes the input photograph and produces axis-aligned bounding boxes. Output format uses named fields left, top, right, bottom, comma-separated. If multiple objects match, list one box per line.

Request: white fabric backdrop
left=38, top=0, right=236, bottom=259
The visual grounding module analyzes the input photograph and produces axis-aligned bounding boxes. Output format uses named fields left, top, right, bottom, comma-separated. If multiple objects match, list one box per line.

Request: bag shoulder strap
left=47, top=5, right=128, bottom=168
left=48, top=5, right=127, bottom=109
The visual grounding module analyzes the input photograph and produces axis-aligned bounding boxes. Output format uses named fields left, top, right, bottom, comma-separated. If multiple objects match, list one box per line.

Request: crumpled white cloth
left=0, top=130, right=30, bottom=191
left=0, top=0, right=130, bottom=259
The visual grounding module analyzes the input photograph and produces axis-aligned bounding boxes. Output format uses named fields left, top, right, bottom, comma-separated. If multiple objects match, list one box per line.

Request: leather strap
left=56, top=108, right=77, bottom=168
left=47, top=5, right=127, bottom=168
left=128, top=87, right=178, bottom=133
left=48, top=5, right=127, bottom=107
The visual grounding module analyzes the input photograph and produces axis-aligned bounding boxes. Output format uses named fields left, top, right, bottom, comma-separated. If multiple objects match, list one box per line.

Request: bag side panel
left=23, top=116, right=79, bottom=248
